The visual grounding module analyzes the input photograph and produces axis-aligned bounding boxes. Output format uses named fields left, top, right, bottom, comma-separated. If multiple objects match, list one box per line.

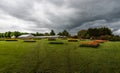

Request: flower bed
left=80, top=41, right=100, bottom=48
left=93, top=40, right=107, bottom=43
left=0, top=38, right=5, bottom=41
left=5, top=39, right=18, bottom=41
left=49, top=41, right=64, bottom=44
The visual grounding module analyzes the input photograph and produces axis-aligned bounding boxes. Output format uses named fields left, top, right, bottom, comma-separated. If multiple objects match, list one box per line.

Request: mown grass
left=0, top=39, right=119, bottom=73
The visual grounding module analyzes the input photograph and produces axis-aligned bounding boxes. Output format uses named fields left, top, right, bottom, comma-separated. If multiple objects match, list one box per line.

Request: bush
left=68, top=39, right=78, bottom=42
left=80, top=42, right=100, bottom=48
left=109, top=36, right=120, bottom=41
left=49, top=41, right=64, bottom=44
left=48, top=38, right=56, bottom=41
left=5, top=39, right=18, bottom=41
left=0, top=38, right=5, bottom=41
left=93, top=40, right=107, bottom=43
left=24, top=40, right=36, bottom=42
left=33, top=38, right=42, bottom=40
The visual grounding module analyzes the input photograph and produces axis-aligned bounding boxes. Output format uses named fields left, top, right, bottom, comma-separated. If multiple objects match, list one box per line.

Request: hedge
left=80, top=41, right=100, bottom=48
left=68, top=39, right=78, bottom=42
left=49, top=41, right=64, bottom=44
left=24, top=40, right=36, bottom=42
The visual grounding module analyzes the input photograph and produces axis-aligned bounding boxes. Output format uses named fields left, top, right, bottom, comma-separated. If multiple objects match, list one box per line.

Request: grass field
left=0, top=39, right=120, bottom=73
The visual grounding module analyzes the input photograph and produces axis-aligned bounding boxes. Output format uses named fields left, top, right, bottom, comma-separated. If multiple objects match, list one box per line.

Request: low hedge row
left=68, top=39, right=78, bottom=42
left=24, top=40, right=36, bottom=42
left=80, top=41, right=100, bottom=48
left=49, top=41, right=64, bottom=44
left=48, top=38, right=56, bottom=41
left=5, top=39, right=18, bottom=41
left=93, top=40, right=107, bottom=43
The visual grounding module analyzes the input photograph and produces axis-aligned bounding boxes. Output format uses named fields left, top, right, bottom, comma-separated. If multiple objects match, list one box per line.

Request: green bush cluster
left=99, top=35, right=120, bottom=41
left=24, top=40, right=36, bottom=42
left=68, top=39, right=78, bottom=42
left=48, top=38, right=56, bottom=41
left=5, top=39, right=18, bottom=41
left=79, top=43, right=99, bottom=48
left=49, top=41, right=64, bottom=44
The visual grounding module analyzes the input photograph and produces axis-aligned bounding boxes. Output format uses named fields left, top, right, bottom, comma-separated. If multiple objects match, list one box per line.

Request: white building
left=34, top=35, right=59, bottom=39
left=18, top=34, right=34, bottom=39
left=11, top=35, right=16, bottom=39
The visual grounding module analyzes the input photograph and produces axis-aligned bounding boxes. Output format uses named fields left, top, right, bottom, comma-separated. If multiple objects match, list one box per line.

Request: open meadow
left=0, top=39, right=120, bottom=73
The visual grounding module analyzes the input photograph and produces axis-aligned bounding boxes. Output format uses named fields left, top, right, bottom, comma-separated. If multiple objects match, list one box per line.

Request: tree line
left=77, top=27, right=112, bottom=39
left=1, top=27, right=120, bottom=41
left=0, top=30, right=70, bottom=38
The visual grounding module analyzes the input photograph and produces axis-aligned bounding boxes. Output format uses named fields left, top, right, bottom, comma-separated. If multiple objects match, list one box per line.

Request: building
left=34, top=35, right=59, bottom=39
left=18, top=34, right=34, bottom=39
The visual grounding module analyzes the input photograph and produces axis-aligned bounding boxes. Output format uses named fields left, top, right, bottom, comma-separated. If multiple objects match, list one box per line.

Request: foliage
left=80, top=41, right=100, bottom=48
left=78, top=27, right=112, bottom=39
left=24, top=40, right=36, bottom=42
left=49, top=41, right=64, bottom=44
left=50, top=30, right=55, bottom=35
left=48, top=38, right=56, bottom=41
left=58, top=30, right=70, bottom=37
left=78, top=30, right=89, bottom=39
left=5, top=39, right=18, bottom=41
left=68, top=39, right=78, bottom=42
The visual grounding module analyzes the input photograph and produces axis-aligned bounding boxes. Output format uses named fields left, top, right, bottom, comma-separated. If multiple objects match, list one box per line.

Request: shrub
left=93, top=40, right=107, bottom=43
left=109, top=36, right=120, bottom=41
left=68, top=39, right=78, bottom=42
left=80, top=41, right=100, bottom=48
left=49, top=41, right=64, bottom=44
left=5, top=39, right=18, bottom=41
left=0, top=38, right=5, bottom=41
left=48, top=38, right=56, bottom=41
left=24, top=40, right=36, bottom=42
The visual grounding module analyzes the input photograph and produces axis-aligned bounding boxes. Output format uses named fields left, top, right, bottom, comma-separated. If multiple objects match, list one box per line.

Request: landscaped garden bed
left=49, top=41, right=64, bottom=44
left=68, top=39, right=78, bottom=42
left=80, top=41, right=100, bottom=48
left=24, top=40, right=36, bottom=42
left=93, top=40, right=107, bottom=43
left=5, top=39, right=18, bottom=41
left=48, top=38, right=56, bottom=41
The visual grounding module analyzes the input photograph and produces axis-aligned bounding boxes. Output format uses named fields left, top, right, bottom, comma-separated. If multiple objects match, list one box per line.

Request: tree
left=62, top=30, right=70, bottom=37
left=77, top=30, right=88, bottom=39
left=13, top=31, right=21, bottom=37
left=50, top=30, right=55, bottom=35
left=57, top=32, right=63, bottom=36
left=6, top=31, right=11, bottom=38
left=44, top=33, right=50, bottom=36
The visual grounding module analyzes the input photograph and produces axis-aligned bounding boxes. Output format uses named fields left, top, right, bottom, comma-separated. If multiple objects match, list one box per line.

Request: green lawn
left=0, top=39, right=120, bottom=73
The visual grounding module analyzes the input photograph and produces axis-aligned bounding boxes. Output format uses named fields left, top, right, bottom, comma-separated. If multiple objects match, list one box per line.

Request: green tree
left=6, top=31, right=11, bottom=38
left=57, top=32, right=63, bottom=36
left=50, top=30, right=55, bottom=36
left=77, top=30, right=88, bottom=39
left=13, top=31, right=21, bottom=37
left=62, top=30, right=70, bottom=37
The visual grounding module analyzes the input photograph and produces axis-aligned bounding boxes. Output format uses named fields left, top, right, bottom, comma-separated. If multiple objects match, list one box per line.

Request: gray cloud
left=0, top=0, right=120, bottom=35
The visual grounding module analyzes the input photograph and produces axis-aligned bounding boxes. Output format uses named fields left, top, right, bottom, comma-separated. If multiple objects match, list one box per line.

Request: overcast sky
left=0, top=0, right=120, bottom=35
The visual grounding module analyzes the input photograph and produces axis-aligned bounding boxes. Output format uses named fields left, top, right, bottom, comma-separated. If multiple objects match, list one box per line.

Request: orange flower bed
left=80, top=41, right=99, bottom=48
left=93, top=40, right=107, bottom=43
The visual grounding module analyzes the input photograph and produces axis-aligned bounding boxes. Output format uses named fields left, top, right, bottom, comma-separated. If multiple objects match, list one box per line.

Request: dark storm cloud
left=0, top=0, right=120, bottom=35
